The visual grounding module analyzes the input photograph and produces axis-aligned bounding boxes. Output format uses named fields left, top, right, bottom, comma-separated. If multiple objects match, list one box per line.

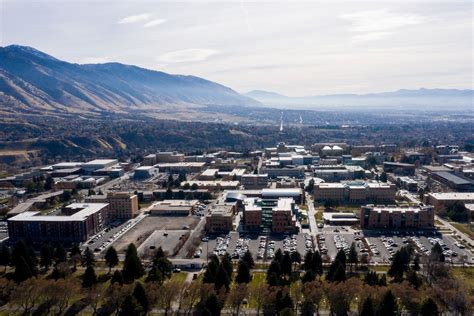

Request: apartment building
left=241, top=174, right=269, bottom=189
left=7, top=203, right=108, bottom=245
left=360, top=204, right=434, bottom=229
left=86, top=192, right=139, bottom=219
left=314, top=182, right=396, bottom=203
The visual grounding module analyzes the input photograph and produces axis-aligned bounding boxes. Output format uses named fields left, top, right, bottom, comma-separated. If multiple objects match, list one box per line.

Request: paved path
left=306, top=192, right=318, bottom=236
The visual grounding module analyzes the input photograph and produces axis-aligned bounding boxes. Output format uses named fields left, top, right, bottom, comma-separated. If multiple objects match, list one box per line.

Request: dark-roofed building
left=383, top=162, right=416, bottom=176
left=431, top=172, right=474, bottom=191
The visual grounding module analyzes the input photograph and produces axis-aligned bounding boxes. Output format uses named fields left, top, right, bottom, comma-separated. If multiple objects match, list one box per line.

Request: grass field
left=451, top=266, right=474, bottom=288
left=450, top=222, right=474, bottom=239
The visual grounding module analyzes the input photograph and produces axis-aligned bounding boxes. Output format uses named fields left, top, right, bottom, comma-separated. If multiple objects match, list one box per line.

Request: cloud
left=118, top=13, right=151, bottom=24
left=143, top=19, right=167, bottom=28
left=341, top=10, right=425, bottom=33
left=158, top=49, right=218, bottom=63
left=352, top=32, right=393, bottom=42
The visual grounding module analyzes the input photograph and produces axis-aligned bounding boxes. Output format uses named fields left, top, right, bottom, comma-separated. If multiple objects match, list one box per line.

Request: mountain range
left=246, top=88, right=473, bottom=111
left=0, top=45, right=260, bottom=115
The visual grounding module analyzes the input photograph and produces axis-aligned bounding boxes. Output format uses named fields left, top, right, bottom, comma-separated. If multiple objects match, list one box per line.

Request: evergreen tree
left=146, top=266, right=164, bottom=284
left=241, top=250, right=255, bottom=269
left=420, top=298, right=439, bottom=316
left=202, top=293, right=221, bottom=316
left=133, top=282, right=149, bottom=314
left=235, top=261, right=251, bottom=283
left=203, top=255, right=219, bottom=284
left=303, top=251, right=313, bottom=271
left=413, top=254, right=421, bottom=271
left=378, top=290, right=397, bottom=316
left=119, top=295, right=143, bottom=316
left=290, top=251, right=302, bottom=267
left=364, top=271, right=379, bottom=286
left=153, top=256, right=173, bottom=280
left=275, top=290, right=293, bottom=314
left=40, top=243, right=54, bottom=271
left=54, top=244, right=67, bottom=265
left=82, top=247, right=96, bottom=267
left=12, top=240, right=37, bottom=276
left=266, top=259, right=282, bottom=286
left=13, top=256, right=33, bottom=282
left=301, top=269, right=316, bottom=283
left=407, top=270, right=422, bottom=289
left=360, top=296, right=375, bottom=316
left=122, top=243, right=144, bottom=283
left=0, top=244, right=11, bottom=272
left=221, top=252, right=233, bottom=280
left=327, top=249, right=346, bottom=282
left=430, top=243, right=445, bottom=262
left=312, top=251, right=323, bottom=275
left=281, top=252, right=292, bottom=276
left=380, top=172, right=388, bottom=183
left=111, top=270, right=124, bottom=285
left=105, top=246, right=119, bottom=273
left=214, top=263, right=230, bottom=291
left=274, top=248, right=283, bottom=263
left=82, top=266, right=97, bottom=288
left=69, top=244, right=82, bottom=270
left=348, top=242, right=358, bottom=272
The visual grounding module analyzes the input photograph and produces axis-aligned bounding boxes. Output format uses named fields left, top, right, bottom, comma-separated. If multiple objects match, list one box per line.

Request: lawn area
left=315, top=211, right=323, bottom=223
left=451, top=266, right=474, bottom=288
left=170, top=271, right=188, bottom=282
left=250, top=272, right=266, bottom=287
left=450, top=222, right=474, bottom=239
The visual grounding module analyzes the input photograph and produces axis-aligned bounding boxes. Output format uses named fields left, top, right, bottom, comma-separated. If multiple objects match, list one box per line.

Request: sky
left=0, top=0, right=472, bottom=96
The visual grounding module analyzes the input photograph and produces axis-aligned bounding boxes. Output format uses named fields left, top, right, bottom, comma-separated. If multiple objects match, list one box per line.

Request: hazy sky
left=1, top=0, right=472, bottom=95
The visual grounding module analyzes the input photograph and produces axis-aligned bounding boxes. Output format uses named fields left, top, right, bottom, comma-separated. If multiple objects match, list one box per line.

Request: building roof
left=83, top=159, right=117, bottom=166
left=8, top=203, right=108, bottom=222
left=428, top=192, right=474, bottom=201
left=262, top=188, right=302, bottom=197
left=434, top=172, right=472, bottom=185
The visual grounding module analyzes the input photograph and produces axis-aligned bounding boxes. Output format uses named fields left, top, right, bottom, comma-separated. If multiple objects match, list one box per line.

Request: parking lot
left=197, top=231, right=314, bottom=262
left=137, top=229, right=189, bottom=258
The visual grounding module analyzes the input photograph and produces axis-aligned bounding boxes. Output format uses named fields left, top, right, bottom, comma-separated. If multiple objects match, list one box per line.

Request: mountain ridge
left=0, top=44, right=261, bottom=115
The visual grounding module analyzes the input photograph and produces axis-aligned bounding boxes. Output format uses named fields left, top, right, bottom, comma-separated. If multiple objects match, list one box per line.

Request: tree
left=290, top=251, right=302, bottom=269
left=380, top=172, right=388, bottom=183
left=430, top=243, right=445, bottom=263
left=305, top=178, right=315, bottom=192
left=9, top=278, right=42, bottom=314
left=82, top=265, right=97, bottom=288
left=40, top=243, right=54, bottom=271
left=122, top=243, right=144, bottom=283
left=54, top=244, right=67, bottom=266
left=280, top=252, right=293, bottom=277
left=133, top=282, right=149, bottom=314
left=0, top=244, right=11, bottom=272
left=303, top=251, right=313, bottom=271
left=302, top=280, right=324, bottom=315
left=348, top=242, right=358, bottom=273
left=69, top=245, right=82, bottom=271
left=360, top=296, right=375, bottom=316
left=158, top=280, right=182, bottom=316
left=221, top=252, right=233, bottom=280
left=420, top=298, right=439, bottom=316
left=105, top=246, right=119, bottom=273
left=241, top=250, right=255, bottom=269
left=120, top=294, right=143, bottom=316
left=203, top=255, right=219, bottom=284
left=235, top=261, right=251, bottom=284
left=111, top=270, right=124, bottom=285
left=275, top=289, right=293, bottom=314
left=227, top=284, right=248, bottom=316
left=146, top=266, right=164, bottom=284
left=12, top=240, right=37, bottom=277
left=266, top=259, right=282, bottom=286
left=327, top=249, right=346, bottom=282
left=378, top=290, right=397, bottom=316
left=413, top=254, right=421, bottom=271
left=82, top=247, right=96, bottom=267
left=214, top=263, right=231, bottom=291
left=14, top=256, right=33, bottom=282
left=201, top=293, right=222, bottom=316
left=312, top=251, right=323, bottom=275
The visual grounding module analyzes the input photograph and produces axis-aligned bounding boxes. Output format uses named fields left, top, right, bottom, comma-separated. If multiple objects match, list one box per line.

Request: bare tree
left=302, top=280, right=325, bottom=316
left=227, top=283, right=248, bottom=316
left=85, top=284, right=106, bottom=315
left=181, top=281, right=203, bottom=316
left=158, top=280, right=182, bottom=316
left=9, top=278, right=43, bottom=315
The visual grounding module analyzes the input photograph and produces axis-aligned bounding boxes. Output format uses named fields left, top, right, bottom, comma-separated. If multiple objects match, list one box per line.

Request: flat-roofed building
left=156, top=151, right=185, bottom=163
left=323, top=212, right=359, bottom=225
left=424, top=192, right=474, bottom=211
left=134, top=166, right=159, bottom=179
left=150, top=199, right=198, bottom=216
left=360, top=204, right=434, bottom=229
left=205, top=200, right=236, bottom=233
left=142, top=154, right=157, bottom=166
left=262, top=188, right=303, bottom=204
left=181, top=180, right=240, bottom=191
left=86, top=192, right=139, bottom=219
left=272, top=198, right=297, bottom=233
left=261, top=167, right=305, bottom=179
left=157, top=162, right=206, bottom=173
left=431, top=172, right=473, bottom=191
left=243, top=198, right=263, bottom=231
left=241, top=174, right=269, bottom=189
left=314, top=182, right=396, bottom=203
left=7, top=203, right=108, bottom=245
left=82, top=159, right=118, bottom=174
left=383, top=162, right=416, bottom=176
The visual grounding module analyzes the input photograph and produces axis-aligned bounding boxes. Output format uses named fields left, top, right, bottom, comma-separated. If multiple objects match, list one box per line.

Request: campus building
left=360, top=204, right=434, bottom=229
left=242, top=197, right=297, bottom=233
left=424, top=192, right=474, bottom=211
left=86, top=192, right=139, bottom=219
left=241, top=174, right=269, bottom=189
left=7, top=203, right=109, bottom=245
left=314, top=182, right=396, bottom=203
left=205, top=197, right=237, bottom=233
left=150, top=199, right=199, bottom=216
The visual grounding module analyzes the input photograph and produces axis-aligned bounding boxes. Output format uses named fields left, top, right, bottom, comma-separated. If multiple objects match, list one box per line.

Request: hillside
left=246, top=88, right=474, bottom=111
left=0, top=45, right=260, bottom=115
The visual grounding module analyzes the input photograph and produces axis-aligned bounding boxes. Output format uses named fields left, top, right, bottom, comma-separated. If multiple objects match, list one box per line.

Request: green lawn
left=451, top=266, right=474, bottom=288
left=450, top=222, right=474, bottom=239
left=170, top=271, right=188, bottom=282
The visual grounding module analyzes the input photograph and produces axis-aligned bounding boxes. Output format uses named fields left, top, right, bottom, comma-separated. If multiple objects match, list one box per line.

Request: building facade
left=360, top=204, right=434, bottom=229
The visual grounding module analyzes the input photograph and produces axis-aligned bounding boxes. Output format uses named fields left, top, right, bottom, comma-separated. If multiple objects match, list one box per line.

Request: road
left=305, top=192, right=318, bottom=236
